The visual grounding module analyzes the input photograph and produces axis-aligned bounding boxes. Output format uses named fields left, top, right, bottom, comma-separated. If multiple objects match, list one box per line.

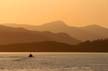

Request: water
left=0, top=52, right=107, bottom=71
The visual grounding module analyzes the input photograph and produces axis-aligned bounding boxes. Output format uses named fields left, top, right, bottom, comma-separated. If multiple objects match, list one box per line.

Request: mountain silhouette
left=81, top=25, right=108, bottom=39
left=0, top=41, right=72, bottom=52
left=33, top=21, right=108, bottom=41
left=1, top=23, right=108, bottom=52
left=36, top=21, right=108, bottom=41
left=3, top=21, right=108, bottom=41
left=76, top=39, right=108, bottom=52
left=0, top=39, right=108, bottom=52
left=0, top=25, right=80, bottom=45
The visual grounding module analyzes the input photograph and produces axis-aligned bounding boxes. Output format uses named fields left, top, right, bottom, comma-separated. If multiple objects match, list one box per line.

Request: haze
left=0, top=0, right=108, bottom=27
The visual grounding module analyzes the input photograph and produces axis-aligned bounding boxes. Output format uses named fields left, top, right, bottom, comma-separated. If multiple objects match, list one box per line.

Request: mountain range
left=5, top=21, right=108, bottom=41
left=0, top=39, right=108, bottom=52
left=0, top=22, right=108, bottom=52
left=0, top=25, right=79, bottom=45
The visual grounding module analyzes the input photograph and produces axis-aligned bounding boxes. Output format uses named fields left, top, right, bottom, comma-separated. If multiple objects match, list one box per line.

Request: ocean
left=0, top=52, right=107, bottom=71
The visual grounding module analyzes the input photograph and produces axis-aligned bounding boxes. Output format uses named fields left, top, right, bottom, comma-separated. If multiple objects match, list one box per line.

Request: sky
left=0, top=0, right=108, bottom=27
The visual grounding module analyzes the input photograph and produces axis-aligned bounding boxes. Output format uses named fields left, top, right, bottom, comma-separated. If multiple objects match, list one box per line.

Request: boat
left=28, top=53, right=34, bottom=57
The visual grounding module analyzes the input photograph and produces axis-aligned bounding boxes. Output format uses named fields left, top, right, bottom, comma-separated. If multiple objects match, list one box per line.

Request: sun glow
left=0, top=0, right=107, bottom=27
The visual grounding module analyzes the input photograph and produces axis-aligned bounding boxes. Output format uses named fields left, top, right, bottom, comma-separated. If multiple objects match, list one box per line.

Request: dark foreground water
left=0, top=52, right=107, bottom=71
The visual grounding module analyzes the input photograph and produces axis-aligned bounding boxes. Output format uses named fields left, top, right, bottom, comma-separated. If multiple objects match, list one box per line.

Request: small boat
left=28, top=54, right=34, bottom=57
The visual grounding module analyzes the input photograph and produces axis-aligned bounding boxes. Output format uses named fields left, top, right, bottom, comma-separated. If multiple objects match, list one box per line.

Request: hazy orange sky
left=0, top=0, right=108, bottom=27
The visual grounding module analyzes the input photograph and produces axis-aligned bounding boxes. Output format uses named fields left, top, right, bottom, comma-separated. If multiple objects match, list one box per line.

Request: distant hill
left=76, top=39, right=108, bottom=52
left=31, top=21, right=87, bottom=40
left=81, top=25, right=108, bottom=39
left=35, top=21, right=108, bottom=41
left=0, top=41, right=73, bottom=52
left=3, top=21, right=108, bottom=41
left=0, top=39, right=108, bottom=52
left=0, top=25, right=80, bottom=45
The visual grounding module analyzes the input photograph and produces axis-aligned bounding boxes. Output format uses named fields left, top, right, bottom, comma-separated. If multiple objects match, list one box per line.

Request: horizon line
left=0, top=21, right=107, bottom=28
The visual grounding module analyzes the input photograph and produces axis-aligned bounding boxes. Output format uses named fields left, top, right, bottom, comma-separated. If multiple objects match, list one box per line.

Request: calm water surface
left=0, top=52, right=107, bottom=71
